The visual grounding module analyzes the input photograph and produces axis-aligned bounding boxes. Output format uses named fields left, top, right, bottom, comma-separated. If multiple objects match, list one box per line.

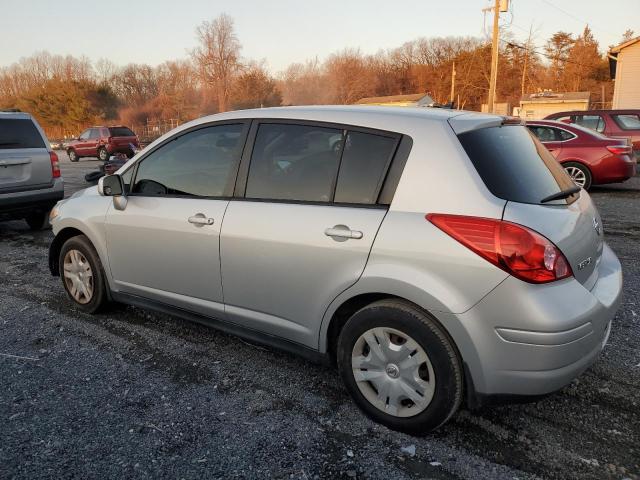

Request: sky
left=0, top=0, right=638, bottom=72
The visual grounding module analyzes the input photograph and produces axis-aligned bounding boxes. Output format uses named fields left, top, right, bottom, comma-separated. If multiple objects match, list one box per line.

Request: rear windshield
left=0, top=118, right=46, bottom=149
left=109, top=127, right=136, bottom=137
left=458, top=125, right=576, bottom=204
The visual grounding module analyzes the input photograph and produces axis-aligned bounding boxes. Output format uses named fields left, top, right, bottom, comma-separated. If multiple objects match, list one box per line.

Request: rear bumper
left=593, top=155, right=636, bottom=184
left=0, top=178, right=64, bottom=216
left=438, top=242, right=622, bottom=401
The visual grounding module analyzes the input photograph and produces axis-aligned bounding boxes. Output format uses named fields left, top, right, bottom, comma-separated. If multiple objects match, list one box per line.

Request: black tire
left=98, top=147, right=109, bottom=161
left=563, top=161, right=592, bottom=190
left=68, top=149, right=79, bottom=162
left=24, top=211, right=49, bottom=230
left=59, top=235, right=108, bottom=313
left=337, top=299, right=463, bottom=435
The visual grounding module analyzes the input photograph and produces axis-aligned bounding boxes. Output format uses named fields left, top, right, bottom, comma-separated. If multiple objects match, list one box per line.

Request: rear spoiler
left=448, top=113, right=523, bottom=134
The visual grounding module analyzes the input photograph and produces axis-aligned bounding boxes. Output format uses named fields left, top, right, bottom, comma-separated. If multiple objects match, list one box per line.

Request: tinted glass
left=79, top=130, right=90, bottom=140
left=109, top=127, right=136, bottom=137
left=557, top=128, right=575, bottom=141
left=334, top=131, right=396, bottom=204
left=88, top=129, right=100, bottom=139
left=458, top=125, right=576, bottom=204
left=527, top=126, right=557, bottom=142
left=575, top=115, right=605, bottom=133
left=132, top=124, right=243, bottom=197
left=0, top=118, right=45, bottom=149
left=246, top=123, right=342, bottom=202
left=612, top=114, right=640, bottom=130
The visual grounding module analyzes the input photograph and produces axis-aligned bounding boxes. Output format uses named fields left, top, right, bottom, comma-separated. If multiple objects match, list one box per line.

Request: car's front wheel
left=68, top=149, right=79, bottom=162
left=59, top=235, right=108, bottom=313
left=337, top=299, right=463, bottom=435
left=563, top=162, right=592, bottom=190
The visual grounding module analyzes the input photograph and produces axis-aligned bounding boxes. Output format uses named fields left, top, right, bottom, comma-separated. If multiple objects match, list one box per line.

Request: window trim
left=233, top=118, right=405, bottom=207
left=126, top=120, right=251, bottom=200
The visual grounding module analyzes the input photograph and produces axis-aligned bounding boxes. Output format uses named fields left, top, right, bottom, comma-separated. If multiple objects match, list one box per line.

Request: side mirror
left=98, top=174, right=128, bottom=211
left=98, top=174, right=124, bottom=196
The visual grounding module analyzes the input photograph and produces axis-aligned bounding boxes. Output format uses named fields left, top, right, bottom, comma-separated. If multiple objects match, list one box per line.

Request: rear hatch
left=0, top=117, right=53, bottom=193
left=108, top=127, right=138, bottom=149
left=456, top=121, right=603, bottom=288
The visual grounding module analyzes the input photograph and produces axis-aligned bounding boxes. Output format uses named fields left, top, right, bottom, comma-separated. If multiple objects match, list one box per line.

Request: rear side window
left=458, top=125, right=576, bottom=204
left=612, top=114, right=640, bottom=130
left=246, top=123, right=342, bottom=202
left=334, top=131, right=397, bottom=204
left=0, top=118, right=46, bottom=149
left=575, top=115, right=605, bottom=133
left=109, top=127, right=136, bottom=137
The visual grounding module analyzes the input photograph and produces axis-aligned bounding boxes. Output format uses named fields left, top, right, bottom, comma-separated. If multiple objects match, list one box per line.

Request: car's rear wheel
left=98, top=147, right=109, bottom=161
left=59, top=235, right=108, bottom=313
left=337, top=299, right=463, bottom=435
left=24, top=211, right=49, bottom=230
left=68, top=149, right=79, bottom=162
left=563, top=162, right=592, bottom=190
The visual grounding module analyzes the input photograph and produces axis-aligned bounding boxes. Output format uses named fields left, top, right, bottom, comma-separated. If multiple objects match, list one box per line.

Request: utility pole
left=486, top=0, right=502, bottom=113
left=450, top=61, right=456, bottom=105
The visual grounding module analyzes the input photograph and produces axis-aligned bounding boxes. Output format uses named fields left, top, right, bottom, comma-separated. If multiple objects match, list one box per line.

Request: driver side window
left=131, top=124, right=244, bottom=197
left=79, top=129, right=91, bottom=141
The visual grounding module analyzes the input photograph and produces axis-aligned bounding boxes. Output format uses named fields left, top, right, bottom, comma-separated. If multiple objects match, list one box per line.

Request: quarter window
left=245, top=123, right=343, bottom=202
left=334, top=131, right=397, bottom=204
left=612, top=114, right=640, bottom=130
left=132, top=124, right=244, bottom=197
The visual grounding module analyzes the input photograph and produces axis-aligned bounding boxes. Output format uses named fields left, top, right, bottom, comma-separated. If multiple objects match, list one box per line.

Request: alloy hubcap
left=565, top=166, right=586, bottom=188
left=63, top=249, right=94, bottom=304
left=351, top=327, right=435, bottom=418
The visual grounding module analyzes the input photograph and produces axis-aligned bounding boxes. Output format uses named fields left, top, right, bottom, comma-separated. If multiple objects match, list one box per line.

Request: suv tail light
left=50, top=151, right=61, bottom=178
left=606, top=145, right=632, bottom=155
left=427, top=214, right=572, bottom=284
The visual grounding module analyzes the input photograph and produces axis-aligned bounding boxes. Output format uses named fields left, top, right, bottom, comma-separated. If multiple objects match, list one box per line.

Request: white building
left=609, top=37, right=640, bottom=109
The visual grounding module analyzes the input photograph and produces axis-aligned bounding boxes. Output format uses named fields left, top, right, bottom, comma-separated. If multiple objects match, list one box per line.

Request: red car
left=526, top=120, right=636, bottom=190
left=66, top=126, right=139, bottom=162
left=544, top=109, right=640, bottom=158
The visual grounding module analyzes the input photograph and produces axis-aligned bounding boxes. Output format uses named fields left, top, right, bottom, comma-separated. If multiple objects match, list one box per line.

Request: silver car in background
left=48, top=106, right=622, bottom=434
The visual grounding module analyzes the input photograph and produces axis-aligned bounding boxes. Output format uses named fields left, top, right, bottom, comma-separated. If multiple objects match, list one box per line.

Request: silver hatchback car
left=49, top=106, right=622, bottom=434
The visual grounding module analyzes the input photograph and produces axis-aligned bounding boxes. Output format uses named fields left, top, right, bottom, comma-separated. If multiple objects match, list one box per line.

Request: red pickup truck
left=66, top=126, right=139, bottom=162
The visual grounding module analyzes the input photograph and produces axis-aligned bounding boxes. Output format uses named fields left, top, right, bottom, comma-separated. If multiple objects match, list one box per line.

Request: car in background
left=0, top=110, right=63, bottom=229
left=526, top=120, right=636, bottom=190
left=49, top=139, right=64, bottom=150
left=66, top=126, right=139, bottom=162
left=544, top=109, right=640, bottom=159
left=49, top=106, right=622, bottom=434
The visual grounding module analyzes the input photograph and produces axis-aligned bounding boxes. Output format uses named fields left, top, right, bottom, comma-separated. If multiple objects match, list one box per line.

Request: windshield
left=458, top=125, right=577, bottom=205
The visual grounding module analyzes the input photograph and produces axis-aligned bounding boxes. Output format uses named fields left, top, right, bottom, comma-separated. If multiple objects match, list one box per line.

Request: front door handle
left=188, top=213, right=214, bottom=226
left=325, top=225, right=363, bottom=241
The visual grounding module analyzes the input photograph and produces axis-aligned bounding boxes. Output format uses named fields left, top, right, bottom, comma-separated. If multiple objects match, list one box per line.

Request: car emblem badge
left=593, top=217, right=601, bottom=236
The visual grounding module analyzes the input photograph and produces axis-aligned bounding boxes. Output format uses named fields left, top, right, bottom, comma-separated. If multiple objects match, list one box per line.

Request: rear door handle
left=188, top=213, right=214, bottom=226
left=325, top=225, right=363, bottom=241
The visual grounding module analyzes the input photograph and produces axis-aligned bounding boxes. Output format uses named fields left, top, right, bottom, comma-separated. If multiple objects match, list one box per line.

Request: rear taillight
left=606, top=145, right=632, bottom=155
left=50, top=151, right=60, bottom=178
left=427, top=214, right=572, bottom=284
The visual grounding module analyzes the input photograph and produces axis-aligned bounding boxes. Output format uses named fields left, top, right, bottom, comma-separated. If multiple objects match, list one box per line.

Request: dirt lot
left=1, top=154, right=638, bottom=480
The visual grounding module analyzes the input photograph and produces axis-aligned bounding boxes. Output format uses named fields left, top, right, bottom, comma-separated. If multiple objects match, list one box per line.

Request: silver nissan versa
left=48, top=106, right=622, bottom=434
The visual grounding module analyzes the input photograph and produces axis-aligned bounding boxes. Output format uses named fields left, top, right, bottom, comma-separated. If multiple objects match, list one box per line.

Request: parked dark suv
left=544, top=110, right=640, bottom=159
left=66, top=126, right=139, bottom=162
left=0, top=111, right=63, bottom=229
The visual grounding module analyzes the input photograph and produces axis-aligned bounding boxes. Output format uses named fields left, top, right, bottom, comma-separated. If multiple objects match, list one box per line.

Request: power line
left=500, top=38, right=602, bottom=70
left=537, top=0, right=619, bottom=38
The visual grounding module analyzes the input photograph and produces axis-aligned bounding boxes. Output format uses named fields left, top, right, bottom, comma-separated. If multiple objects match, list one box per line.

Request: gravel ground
left=0, top=154, right=638, bottom=480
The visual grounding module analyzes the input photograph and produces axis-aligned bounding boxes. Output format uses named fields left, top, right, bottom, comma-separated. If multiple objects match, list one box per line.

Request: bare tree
left=192, top=13, right=241, bottom=113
